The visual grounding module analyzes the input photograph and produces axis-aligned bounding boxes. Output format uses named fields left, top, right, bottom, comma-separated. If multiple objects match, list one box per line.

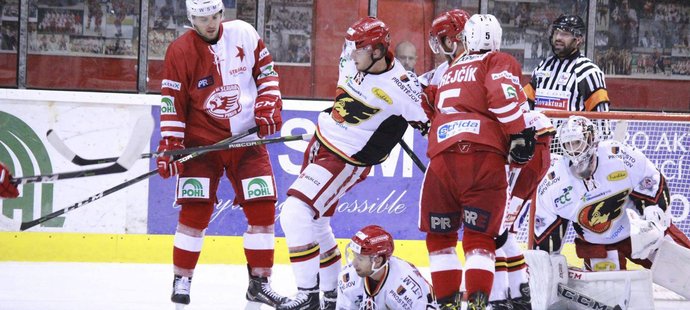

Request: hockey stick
left=11, top=116, right=153, bottom=186
left=20, top=128, right=313, bottom=231
left=399, top=139, right=426, bottom=173
left=19, top=128, right=257, bottom=231
left=557, top=283, right=623, bottom=310
left=48, top=130, right=312, bottom=165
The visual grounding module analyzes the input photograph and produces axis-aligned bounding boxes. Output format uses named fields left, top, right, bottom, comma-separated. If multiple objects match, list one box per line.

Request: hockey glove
left=156, top=137, right=185, bottom=179
left=421, top=85, right=438, bottom=121
left=0, top=162, right=19, bottom=198
left=627, top=208, right=665, bottom=259
left=254, top=95, right=283, bottom=138
left=509, top=127, right=536, bottom=165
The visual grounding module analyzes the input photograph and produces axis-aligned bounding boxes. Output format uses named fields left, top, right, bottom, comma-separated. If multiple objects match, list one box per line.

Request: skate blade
left=174, top=303, right=186, bottom=310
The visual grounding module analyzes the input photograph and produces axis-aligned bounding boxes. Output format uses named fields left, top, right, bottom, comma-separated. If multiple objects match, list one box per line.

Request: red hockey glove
left=0, top=162, right=19, bottom=199
left=421, top=85, right=438, bottom=121
left=254, top=95, right=283, bottom=138
left=156, top=137, right=185, bottom=179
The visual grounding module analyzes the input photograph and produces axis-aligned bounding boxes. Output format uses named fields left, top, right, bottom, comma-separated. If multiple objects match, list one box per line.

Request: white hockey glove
left=627, top=207, right=666, bottom=259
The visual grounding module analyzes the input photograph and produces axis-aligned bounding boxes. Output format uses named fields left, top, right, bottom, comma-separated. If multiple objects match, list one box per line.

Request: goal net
left=513, top=110, right=690, bottom=251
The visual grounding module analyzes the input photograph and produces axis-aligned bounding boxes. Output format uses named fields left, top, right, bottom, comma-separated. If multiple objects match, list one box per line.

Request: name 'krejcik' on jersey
left=337, top=256, right=435, bottom=309
left=534, top=140, right=669, bottom=249
left=160, top=20, right=280, bottom=141
left=315, top=47, right=428, bottom=166
left=426, top=51, right=527, bottom=158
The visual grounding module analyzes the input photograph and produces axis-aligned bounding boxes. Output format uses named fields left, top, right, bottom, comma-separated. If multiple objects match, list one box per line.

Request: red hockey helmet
left=429, top=9, right=470, bottom=54
left=349, top=225, right=394, bottom=258
left=346, top=17, right=391, bottom=51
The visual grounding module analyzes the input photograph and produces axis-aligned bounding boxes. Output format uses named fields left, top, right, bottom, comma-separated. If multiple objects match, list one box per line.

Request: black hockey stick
left=11, top=116, right=153, bottom=186
left=48, top=129, right=310, bottom=165
left=19, top=127, right=311, bottom=231
left=399, top=139, right=426, bottom=173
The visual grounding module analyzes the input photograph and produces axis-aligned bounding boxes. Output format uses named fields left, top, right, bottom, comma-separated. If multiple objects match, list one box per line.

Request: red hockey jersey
left=427, top=51, right=528, bottom=158
left=160, top=20, right=280, bottom=142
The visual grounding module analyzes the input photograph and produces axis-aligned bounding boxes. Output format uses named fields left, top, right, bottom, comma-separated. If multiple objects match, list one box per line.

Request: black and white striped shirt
left=524, top=51, right=610, bottom=112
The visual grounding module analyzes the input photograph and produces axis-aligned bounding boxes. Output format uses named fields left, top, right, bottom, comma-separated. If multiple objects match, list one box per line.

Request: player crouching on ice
left=527, top=115, right=690, bottom=309
left=337, top=225, right=436, bottom=309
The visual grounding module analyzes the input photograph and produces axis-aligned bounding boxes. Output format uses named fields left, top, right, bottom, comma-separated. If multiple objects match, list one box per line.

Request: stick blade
left=115, top=115, right=154, bottom=170
left=46, top=129, right=78, bottom=163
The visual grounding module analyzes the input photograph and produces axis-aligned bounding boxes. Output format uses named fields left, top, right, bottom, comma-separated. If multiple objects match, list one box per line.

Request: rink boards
left=0, top=90, right=688, bottom=267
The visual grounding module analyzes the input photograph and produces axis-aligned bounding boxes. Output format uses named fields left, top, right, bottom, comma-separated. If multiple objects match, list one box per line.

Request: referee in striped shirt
left=523, top=14, right=611, bottom=136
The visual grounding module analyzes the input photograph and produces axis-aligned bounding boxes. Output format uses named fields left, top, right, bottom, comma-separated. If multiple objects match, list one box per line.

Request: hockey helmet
left=349, top=225, right=394, bottom=258
left=429, top=9, right=470, bottom=55
left=551, top=14, right=585, bottom=38
left=557, top=116, right=599, bottom=178
left=345, top=17, right=391, bottom=51
left=186, top=0, right=224, bottom=23
left=462, top=14, right=502, bottom=53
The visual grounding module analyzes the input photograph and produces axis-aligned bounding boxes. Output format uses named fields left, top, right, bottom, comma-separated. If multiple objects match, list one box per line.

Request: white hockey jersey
left=534, top=140, right=667, bottom=248
left=315, top=49, right=427, bottom=166
left=336, top=257, right=434, bottom=310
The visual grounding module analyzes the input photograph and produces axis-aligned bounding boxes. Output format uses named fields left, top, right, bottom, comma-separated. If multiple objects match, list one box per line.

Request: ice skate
left=171, top=275, right=191, bottom=308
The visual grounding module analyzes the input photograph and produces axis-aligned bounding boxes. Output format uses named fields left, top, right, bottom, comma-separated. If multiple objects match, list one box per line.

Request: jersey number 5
left=437, top=88, right=461, bottom=115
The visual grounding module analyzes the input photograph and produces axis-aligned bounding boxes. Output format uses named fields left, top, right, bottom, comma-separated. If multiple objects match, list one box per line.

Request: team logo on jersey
left=161, top=96, right=176, bottom=115
left=371, top=87, right=393, bottom=105
left=437, top=120, right=480, bottom=142
left=197, top=75, right=214, bottom=89
left=606, top=170, right=628, bottom=181
left=396, top=285, right=406, bottom=295
left=162, top=79, right=181, bottom=91
left=400, top=74, right=409, bottom=82
left=554, top=186, right=573, bottom=208
left=235, top=46, right=245, bottom=61
left=556, top=72, right=571, bottom=85
left=402, top=275, right=423, bottom=298
left=611, top=146, right=620, bottom=154
left=638, top=176, right=656, bottom=190
left=577, top=189, right=628, bottom=233
left=501, top=83, right=518, bottom=99
left=331, top=93, right=380, bottom=125
left=242, top=176, right=274, bottom=199
left=178, top=177, right=210, bottom=199
left=204, top=84, right=241, bottom=119
left=593, top=261, right=617, bottom=271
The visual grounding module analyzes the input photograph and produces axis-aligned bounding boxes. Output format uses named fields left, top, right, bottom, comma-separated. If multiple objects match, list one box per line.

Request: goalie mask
left=463, top=14, right=502, bottom=53
left=428, top=9, right=470, bottom=56
left=557, top=116, right=598, bottom=179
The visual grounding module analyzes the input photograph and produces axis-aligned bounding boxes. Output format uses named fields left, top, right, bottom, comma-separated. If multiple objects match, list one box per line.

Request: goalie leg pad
left=524, top=250, right=567, bottom=309
left=567, top=268, right=654, bottom=310
left=651, top=238, right=690, bottom=299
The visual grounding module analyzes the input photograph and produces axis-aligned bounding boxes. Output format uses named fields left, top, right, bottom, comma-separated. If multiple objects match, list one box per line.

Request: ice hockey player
left=157, top=0, right=285, bottom=308
left=278, top=16, right=428, bottom=310
left=336, top=225, right=435, bottom=309
left=530, top=115, right=690, bottom=307
left=418, top=14, right=535, bottom=310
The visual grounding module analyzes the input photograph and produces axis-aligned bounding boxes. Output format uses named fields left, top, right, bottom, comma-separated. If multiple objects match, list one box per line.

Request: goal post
left=516, top=110, right=690, bottom=257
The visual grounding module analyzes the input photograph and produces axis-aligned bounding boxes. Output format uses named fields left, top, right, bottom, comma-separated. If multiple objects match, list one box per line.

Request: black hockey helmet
left=551, top=14, right=585, bottom=37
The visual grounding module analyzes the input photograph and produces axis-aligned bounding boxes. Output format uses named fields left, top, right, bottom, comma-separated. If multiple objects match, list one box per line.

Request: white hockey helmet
left=557, top=116, right=598, bottom=178
left=186, top=0, right=224, bottom=23
left=462, top=14, right=502, bottom=53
